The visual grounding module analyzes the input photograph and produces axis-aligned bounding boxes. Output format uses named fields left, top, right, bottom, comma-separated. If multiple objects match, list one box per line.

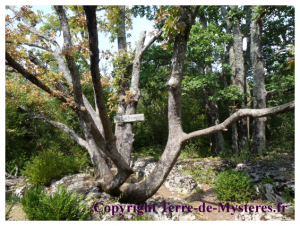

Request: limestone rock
left=235, top=155, right=294, bottom=203
left=235, top=209, right=293, bottom=221
left=46, top=173, right=98, bottom=196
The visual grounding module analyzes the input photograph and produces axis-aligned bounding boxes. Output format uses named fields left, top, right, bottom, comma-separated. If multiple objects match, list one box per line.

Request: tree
left=5, top=5, right=294, bottom=203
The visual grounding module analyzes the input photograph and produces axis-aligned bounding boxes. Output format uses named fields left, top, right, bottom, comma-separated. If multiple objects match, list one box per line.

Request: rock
left=132, top=158, right=198, bottom=193
left=282, top=205, right=294, bottom=217
left=132, top=157, right=237, bottom=194
left=260, top=184, right=287, bottom=203
left=15, top=182, right=31, bottom=199
left=132, top=158, right=157, bottom=178
left=235, top=209, right=293, bottom=221
left=164, top=167, right=197, bottom=193
left=235, top=155, right=294, bottom=202
left=46, top=173, right=98, bottom=196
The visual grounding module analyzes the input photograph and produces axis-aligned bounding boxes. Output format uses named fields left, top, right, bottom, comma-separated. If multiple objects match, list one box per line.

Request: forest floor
left=6, top=182, right=293, bottom=221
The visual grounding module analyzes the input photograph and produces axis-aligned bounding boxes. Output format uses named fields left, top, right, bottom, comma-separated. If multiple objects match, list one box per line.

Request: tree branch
left=266, top=87, right=294, bottom=96
left=8, top=6, right=56, bottom=43
left=181, top=101, right=295, bottom=142
left=263, top=23, right=294, bottom=32
left=83, top=6, right=115, bottom=143
left=5, top=92, right=89, bottom=150
left=264, top=49, right=291, bottom=62
left=6, top=40, right=51, bottom=51
left=28, top=51, right=48, bottom=71
left=140, top=29, right=163, bottom=56
left=6, top=51, right=69, bottom=104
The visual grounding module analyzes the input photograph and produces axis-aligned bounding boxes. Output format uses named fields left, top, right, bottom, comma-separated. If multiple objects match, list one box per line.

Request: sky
left=29, top=5, right=155, bottom=49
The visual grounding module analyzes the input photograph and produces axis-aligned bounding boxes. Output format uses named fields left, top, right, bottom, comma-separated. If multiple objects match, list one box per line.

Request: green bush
left=21, top=186, right=90, bottom=220
left=22, top=149, right=84, bottom=186
left=214, top=169, right=255, bottom=203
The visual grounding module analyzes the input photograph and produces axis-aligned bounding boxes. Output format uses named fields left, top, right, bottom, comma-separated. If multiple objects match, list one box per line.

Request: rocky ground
left=6, top=155, right=295, bottom=221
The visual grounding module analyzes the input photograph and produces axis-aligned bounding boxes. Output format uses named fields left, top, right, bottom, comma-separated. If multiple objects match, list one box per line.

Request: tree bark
left=230, top=6, right=248, bottom=153
left=117, top=6, right=199, bottom=203
left=251, top=7, right=267, bottom=155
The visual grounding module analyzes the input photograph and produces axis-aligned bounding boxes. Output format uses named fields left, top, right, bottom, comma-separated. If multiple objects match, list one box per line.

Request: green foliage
left=182, top=165, right=217, bottom=185
left=21, top=186, right=90, bottom=220
left=214, top=169, right=255, bottom=203
left=180, top=138, right=211, bottom=159
left=134, top=145, right=164, bottom=161
left=209, top=85, right=250, bottom=103
left=282, top=188, right=293, bottom=203
left=22, top=149, right=89, bottom=186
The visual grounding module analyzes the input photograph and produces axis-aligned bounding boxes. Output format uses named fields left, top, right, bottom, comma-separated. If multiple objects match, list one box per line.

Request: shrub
left=21, top=186, right=90, bottom=220
left=22, top=149, right=83, bottom=186
left=214, top=169, right=255, bottom=203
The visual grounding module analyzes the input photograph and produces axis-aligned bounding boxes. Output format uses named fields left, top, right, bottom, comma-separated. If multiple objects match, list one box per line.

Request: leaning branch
left=264, top=49, right=291, bottom=62
left=5, top=51, right=69, bottom=104
left=181, top=101, right=295, bottom=142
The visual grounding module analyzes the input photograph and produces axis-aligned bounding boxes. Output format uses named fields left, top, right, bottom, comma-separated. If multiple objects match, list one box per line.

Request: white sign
left=114, top=114, right=144, bottom=123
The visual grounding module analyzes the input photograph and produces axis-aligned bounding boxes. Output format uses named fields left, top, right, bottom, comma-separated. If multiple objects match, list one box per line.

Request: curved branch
left=181, top=101, right=295, bottom=142
left=264, top=49, right=291, bottom=62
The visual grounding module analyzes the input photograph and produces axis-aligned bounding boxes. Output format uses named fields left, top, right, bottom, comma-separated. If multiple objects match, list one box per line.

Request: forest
left=5, top=5, right=294, bottom=220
